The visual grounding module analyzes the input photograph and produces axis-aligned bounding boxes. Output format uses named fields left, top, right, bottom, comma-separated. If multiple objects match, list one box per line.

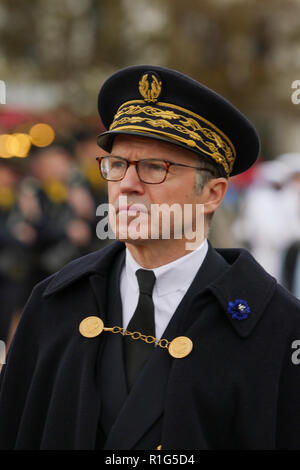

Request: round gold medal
left=79, top=316, right=104, bottom=338
left=168, top=336, right=193, bottom=358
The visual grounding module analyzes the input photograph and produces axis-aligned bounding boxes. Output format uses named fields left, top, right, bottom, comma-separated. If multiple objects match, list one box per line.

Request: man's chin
left=113, top=223, right=151, bottom=243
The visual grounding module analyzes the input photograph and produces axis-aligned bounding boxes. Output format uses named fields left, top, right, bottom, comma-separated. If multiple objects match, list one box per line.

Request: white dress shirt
left=120, top=239, right=208, bottom=339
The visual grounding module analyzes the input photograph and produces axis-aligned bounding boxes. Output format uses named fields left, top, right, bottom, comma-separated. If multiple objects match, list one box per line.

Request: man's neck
left=125, top=237, right=206, bottom=269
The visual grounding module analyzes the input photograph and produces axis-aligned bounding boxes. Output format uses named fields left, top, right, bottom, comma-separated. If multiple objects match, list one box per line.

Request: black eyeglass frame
left=96, top=155, right=216, bottom=184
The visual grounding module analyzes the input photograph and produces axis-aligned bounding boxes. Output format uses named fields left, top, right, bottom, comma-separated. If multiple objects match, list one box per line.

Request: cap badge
left=227, top=299, right=250, bottom=320
left=139, top=72, right=162, bottom=103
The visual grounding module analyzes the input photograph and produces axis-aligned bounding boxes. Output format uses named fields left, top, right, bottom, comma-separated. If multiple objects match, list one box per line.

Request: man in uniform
left=0, top=65, right=300, bottom=450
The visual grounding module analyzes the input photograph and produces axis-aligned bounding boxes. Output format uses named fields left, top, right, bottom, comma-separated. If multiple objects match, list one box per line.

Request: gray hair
left=194, top=157, right=224, bottom=223
left=194, top=157, right=222, bottom=193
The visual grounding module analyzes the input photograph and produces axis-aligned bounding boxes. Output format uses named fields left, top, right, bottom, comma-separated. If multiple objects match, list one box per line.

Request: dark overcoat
left=1, top=240, right=300, bottom=450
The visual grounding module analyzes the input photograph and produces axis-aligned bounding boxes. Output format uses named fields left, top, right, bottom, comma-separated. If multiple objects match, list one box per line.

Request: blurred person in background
left=24, top=143, right=100, bottom=279
left=1, top=141, right=107, bottom=346
left=209, top=161, right=259, bottom=249
left=208, top=183, right=240, bottom=248
left=233, top=158, right=300, bottom=283
left=276, top=154, right=300, bottom=296
left=72, top=128, right=110, bottom=253
left=73, top=128, right=108, bottom=207
left=0, top=159, right=29, bottom=345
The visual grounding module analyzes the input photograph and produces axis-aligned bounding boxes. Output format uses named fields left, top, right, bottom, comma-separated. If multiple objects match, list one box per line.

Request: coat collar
left=211, top=247, right=277, bottom=338
left=43, top=241, right=277, bottom=339
left=43, top=241, right=125, bottom=298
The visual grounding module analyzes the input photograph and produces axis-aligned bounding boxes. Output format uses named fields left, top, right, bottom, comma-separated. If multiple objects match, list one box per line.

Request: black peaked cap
left=97, top=65, right=260, bottom=177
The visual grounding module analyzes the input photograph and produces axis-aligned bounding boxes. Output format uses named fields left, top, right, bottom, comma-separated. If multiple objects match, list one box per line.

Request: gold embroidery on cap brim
left=114, top=100, right=235, bottom=155
left=115, top=104, right=229, bottom=154
left=109, top=124, right=231, bottom=176
left=114, top=105, right=179, bottom=121
left=109, top=100, right=235, bottom=175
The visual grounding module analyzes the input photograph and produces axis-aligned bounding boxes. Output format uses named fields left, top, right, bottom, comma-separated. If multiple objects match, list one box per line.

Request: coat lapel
left=104, top=244, right=230, bottom=449
left=94, top=250, right=128, bottom=437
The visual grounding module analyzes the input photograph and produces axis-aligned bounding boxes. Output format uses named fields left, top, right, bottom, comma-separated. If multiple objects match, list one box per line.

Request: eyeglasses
left=96, top=155, right=215, bottom=184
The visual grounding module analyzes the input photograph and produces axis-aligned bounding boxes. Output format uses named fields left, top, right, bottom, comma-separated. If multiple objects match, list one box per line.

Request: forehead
left=111, top=134, right=200, bottom=163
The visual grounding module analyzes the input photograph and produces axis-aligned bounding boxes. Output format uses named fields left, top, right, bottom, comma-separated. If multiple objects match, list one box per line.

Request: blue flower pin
left=227, top=299, right=250, bottom=320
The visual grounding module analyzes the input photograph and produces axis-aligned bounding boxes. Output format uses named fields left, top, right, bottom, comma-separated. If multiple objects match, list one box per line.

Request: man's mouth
left=116, top=204, right=148, bottom=216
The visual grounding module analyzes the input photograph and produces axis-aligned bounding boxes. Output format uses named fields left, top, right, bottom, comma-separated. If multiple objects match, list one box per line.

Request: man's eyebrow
left=109, top=154, right=166, bottom=161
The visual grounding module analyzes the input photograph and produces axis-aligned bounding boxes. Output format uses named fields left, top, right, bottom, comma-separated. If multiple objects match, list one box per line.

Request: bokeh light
left=0, top=133, right=32, bottom=158
left=6, top=133, right=32, bottom=158
left=0, top=134, right=12, bottom=158
left=29, top=123, right=55, bottom=147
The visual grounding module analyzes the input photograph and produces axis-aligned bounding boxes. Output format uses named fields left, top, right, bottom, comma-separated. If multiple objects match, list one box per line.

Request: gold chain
left=79, top=316, right=193, bottom=358
left=103, top=325, right=170, bottom=349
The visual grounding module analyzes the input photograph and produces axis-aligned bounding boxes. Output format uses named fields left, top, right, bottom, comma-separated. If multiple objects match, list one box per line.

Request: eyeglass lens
left=100, top=156, right=167, bottom=183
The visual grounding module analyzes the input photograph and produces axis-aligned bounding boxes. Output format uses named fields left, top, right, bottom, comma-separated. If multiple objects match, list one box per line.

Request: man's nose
left=119, top=163, right=144, bottom=193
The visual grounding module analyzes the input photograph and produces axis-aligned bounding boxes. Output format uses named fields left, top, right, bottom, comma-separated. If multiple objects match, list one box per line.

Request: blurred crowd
left=0, top=128, right=109, bottom=345
left=1, top=128, right=300, bottom=347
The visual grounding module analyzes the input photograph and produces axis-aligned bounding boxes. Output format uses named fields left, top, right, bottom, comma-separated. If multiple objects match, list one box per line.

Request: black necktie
left=124, top=269, right=156, bottom=390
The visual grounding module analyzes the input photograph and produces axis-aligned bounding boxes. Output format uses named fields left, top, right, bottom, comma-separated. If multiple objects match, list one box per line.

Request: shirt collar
left=125, top=239, right=208, bottom=297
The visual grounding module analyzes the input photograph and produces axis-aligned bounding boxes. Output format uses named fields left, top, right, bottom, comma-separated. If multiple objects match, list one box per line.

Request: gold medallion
left=168, top=336, right=193, bottom=358
left=79, top=316, right=104, bottom=338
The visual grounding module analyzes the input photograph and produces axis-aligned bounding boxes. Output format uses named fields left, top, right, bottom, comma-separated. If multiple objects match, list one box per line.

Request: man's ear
left=199, top=178, right=228, bottom=215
